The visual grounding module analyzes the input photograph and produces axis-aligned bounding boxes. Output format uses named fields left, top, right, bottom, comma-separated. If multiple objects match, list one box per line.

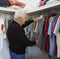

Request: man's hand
left=35, top=40, right=39, bottom=46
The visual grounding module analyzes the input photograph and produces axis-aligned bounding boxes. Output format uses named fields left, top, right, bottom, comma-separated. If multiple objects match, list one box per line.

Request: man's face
left=22, top=14, right=27, bottom=24
left=19, top=14, right=28, bottom=25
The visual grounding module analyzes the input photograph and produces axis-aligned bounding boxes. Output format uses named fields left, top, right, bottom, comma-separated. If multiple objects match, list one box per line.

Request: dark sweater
left=7, top=20, right=35, bottom=54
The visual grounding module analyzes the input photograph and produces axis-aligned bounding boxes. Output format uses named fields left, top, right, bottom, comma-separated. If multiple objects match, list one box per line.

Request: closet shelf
left=0, top=1, right=60, bottom=14
left=27, top=1, right=60, bottom=14
left=0, top=7, right=15, bottom=13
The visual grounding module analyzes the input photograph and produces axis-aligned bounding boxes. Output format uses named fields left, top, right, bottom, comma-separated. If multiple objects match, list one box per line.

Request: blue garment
left=10, top=51, right=25, bottom=59
left=28, top=25, right=31, bottom=32
left=28, top=25, right=31, bottom=39
left=48, top=16, right=56, bottom=56
left=0, top=0, right=8, bottom=7
left=49, top=34, right=56, bottom=56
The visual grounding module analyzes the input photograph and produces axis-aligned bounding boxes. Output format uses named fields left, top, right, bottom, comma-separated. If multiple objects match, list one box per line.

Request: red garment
left=39, top=1, right=46, bottom=6
left=44, top=14, right=54, bottom=37
left=8, top=0, right=25, bottom=7
left=9, top=0, right=15, bottom=5
left=45, top=36, right=49, bottom=53
left=1, top=24, right=4, bottom=31
left=44, top=14, right=55, bottom=53
left=16, top=2, right=24, bottom=6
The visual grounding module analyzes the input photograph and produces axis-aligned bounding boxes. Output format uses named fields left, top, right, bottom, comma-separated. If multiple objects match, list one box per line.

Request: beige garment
left=30, top=22, right=37, bottom=41
left=34, top=22, right=38, bottom=33
left=49, top=17, right=53, bottom=22
left=54, top=16, right=60, bottom=57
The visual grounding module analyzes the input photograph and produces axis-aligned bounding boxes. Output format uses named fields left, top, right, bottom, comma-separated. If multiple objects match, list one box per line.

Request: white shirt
left=54, top=16, right=60, bottom=57
left=0, top=15, right=11, bottom=59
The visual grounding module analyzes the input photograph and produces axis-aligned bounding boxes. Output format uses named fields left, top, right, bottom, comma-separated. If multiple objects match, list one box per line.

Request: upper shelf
left=0, top=1, right=60, bottom=14
left=0, top=7, right=15, bottom=13
left=27, top=1, right=60, bottom=14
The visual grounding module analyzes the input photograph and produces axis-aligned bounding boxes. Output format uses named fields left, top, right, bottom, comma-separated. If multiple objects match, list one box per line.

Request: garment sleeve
left=23, top=38, right=36, bottom=46
left=18, top=28, right=36, bottom=46
left=22, top=19, right=34, bottom=28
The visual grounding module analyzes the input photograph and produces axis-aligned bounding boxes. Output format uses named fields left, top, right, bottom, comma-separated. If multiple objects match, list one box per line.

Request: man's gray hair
left=14, top=8, right=27, bottom=20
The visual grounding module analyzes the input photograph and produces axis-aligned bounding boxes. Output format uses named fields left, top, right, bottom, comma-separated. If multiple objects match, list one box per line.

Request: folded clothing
left=0, top=0, right=8, bottom=7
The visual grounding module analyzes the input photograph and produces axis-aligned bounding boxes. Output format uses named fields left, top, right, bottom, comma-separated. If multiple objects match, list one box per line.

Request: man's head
left=14, top=9, right=28, bottom=25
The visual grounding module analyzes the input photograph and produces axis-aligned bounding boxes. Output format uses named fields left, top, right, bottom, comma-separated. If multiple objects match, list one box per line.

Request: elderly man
left=7, top=9, right=40, bottom=59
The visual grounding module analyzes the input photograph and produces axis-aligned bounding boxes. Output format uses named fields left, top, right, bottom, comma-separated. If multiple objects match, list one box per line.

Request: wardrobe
left=0, top=1, right=60, bottom=59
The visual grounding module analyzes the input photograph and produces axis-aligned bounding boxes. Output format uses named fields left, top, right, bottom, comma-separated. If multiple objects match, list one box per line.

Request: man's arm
left=22, top=19, right=34, bottom=28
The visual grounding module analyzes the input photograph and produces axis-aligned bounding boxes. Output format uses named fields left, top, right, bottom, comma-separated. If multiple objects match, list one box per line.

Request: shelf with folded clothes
left=0, top=1, right=60, bottom=14
left=27, top=1, right=60, bottom=15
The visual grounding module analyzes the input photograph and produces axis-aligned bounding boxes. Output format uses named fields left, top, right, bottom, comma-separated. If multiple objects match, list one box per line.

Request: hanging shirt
left=0, top=16, right=6, bottom=51
left=44, top=14, right=55, bottom=38
left=0, top=15, right=11, bottom=59
left=44, top=14, right=56, bottom=54
left=54, top=16, right=60, bottom=57
left=35, top=18, right=46, bottom=51
left=29, top=22, right=37, bottom=41
left=48, top=16, right=56, bottom=56
left=52, top=15, right=59, bottom=32
left=44, top=14, right=54, bottom=53
left=52, top=15, right=59, bottom=54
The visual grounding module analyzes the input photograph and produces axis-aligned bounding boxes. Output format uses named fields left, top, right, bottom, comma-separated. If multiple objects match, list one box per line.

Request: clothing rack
left=0, top=1, right=60, bottom=59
